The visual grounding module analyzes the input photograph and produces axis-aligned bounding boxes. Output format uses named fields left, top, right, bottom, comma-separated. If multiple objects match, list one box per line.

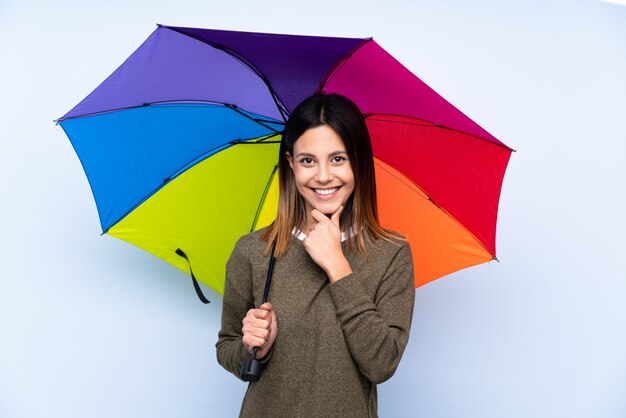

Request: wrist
left=327, top=258, right=352, bottom=283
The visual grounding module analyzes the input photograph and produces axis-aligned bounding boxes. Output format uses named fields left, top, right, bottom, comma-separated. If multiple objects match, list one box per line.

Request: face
left=287, top=125, right=355, bottom=230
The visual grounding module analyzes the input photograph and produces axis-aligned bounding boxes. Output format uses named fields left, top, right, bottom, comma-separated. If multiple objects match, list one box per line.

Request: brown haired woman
left=216, top=93, right=415, bottom=418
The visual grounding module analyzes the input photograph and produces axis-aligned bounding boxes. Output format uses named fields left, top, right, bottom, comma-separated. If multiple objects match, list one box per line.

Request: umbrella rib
left=250, top=164, right=278, bottom=232
left=55, top=103, right=156, bottom=122
left=55, top=100, right=285, bottom=126
left=224, top=103, right=284, bottom=134
left=375, top=160, right=432, bottom=202
left=316, top=38, right=373, bottom=93
left=161, top=25, right=290, bottom=123
left=365, top=114, right=515, bottom=152
left=252, top=133, right=281, bottom=143
left=232, top=134, right=281, bottom=144
left=101, top=140, right=233, bottom=232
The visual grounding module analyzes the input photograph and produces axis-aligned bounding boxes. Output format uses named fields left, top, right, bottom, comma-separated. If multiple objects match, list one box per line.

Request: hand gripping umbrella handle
left=240, top=240, right=277, bottom=382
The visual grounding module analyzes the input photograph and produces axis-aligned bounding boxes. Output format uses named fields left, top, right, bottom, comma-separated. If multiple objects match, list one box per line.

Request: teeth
left=315, top=188, right=338, bottom=195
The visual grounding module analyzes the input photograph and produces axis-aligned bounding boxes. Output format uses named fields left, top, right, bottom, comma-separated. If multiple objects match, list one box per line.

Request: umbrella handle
left=240, top=240, right=277, bottom=382
left=240, top=347, right=263, bottom=382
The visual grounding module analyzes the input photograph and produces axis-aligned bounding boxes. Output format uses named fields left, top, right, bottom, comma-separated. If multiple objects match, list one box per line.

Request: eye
left=331, top=155, right=347, bottom=163
left=299, top=157, right=314, bottom=165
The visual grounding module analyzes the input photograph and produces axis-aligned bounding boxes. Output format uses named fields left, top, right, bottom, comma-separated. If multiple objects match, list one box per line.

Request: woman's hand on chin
left=303, top=206, right=352, bottom=283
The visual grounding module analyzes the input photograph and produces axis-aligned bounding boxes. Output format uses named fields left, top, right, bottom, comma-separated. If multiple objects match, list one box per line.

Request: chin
left=319, top=208, right=338, bottom=215
left=315, top=201, right=345, bottom=216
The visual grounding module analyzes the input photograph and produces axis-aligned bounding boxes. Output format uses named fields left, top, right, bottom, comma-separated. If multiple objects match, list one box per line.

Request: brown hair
left=261, top=93, right=403, bottom=257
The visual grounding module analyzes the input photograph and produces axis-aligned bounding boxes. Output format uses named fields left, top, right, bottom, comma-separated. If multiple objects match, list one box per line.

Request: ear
left=286, top=152, right=295, bottom=170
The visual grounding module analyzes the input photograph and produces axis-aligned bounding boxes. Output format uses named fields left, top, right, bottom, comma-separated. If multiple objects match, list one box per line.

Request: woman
left=216, top=93, right=415, bottom=418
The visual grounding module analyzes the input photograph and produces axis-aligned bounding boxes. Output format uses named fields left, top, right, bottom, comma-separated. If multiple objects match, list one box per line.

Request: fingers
left=242, top=325, right=270, bottom=352
left=242, top=335, right=268, bottom=353
left=242, top=305, right=275, bottom=353
left=310, top=206, right=343, bottom=228
left=310, top=209, right=330, bottom=224
left=330, top=205, right=344, bottom=227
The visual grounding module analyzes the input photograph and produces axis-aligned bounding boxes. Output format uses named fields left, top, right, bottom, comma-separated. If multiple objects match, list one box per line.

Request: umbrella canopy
left=57, top=24, right=512, bottom=296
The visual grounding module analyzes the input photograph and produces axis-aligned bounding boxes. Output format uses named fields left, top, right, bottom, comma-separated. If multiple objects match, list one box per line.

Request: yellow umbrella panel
left=108, top=137, right=280, bottom=295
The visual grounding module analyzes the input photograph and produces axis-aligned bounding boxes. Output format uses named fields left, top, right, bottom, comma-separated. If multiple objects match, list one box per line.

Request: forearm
left=215, top=239, right=255, bottom=379
left=216, top=334, right=248, bottom=378
left=328, top=262, right=415, bottom=384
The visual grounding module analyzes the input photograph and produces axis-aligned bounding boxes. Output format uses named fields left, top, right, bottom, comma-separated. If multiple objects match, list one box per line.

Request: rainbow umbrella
left=56, top=24, right=512, bottom=300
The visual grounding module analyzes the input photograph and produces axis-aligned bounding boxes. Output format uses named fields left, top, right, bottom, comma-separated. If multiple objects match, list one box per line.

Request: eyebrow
left=295, top=150, right=348, bottom=159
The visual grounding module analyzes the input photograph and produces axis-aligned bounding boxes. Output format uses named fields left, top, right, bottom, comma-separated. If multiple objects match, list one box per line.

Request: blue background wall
left=1, top=1, right=625, bottom=416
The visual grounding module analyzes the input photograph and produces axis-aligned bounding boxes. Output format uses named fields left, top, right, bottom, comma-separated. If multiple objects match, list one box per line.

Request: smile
left=313, top=187, right=340, bottom=196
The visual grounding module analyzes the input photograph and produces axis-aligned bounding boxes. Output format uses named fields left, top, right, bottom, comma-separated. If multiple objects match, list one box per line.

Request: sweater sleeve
left=328, top=241, right=415, bottom=384
left=215, top=239, right=255, bottom=379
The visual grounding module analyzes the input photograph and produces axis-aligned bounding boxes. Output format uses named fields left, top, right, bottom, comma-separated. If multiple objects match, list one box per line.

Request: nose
left=315, top=162, right=333, bottom=184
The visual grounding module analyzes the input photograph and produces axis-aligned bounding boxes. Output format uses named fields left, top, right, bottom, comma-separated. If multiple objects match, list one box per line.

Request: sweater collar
left=291, top=227, right=356, bottom=242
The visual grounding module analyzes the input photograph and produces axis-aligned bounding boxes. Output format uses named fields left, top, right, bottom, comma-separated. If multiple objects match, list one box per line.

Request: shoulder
left=234, top=227, right=267, bottom=250
left=360, top=234, right=412, bottom=281
left=368, top=231, right=412, bottom=261
left=227, top=228, right=268, bottom=266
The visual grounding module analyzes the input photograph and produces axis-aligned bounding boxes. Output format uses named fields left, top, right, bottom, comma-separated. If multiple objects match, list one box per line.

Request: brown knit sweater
left=216, top=229, right=415, bottom=418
